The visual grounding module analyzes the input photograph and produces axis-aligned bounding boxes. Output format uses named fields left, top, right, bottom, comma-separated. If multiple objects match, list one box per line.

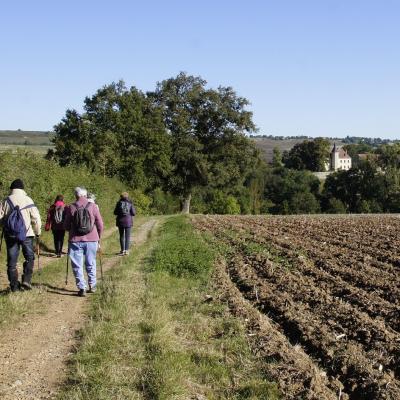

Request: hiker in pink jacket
left=64, top=187, right=104, bottom=297
left=45, top=195, right=66, bottom=257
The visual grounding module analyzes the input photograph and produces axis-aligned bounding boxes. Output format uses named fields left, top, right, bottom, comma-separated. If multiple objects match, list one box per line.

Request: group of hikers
left=0, top=179, right=136, bottom=296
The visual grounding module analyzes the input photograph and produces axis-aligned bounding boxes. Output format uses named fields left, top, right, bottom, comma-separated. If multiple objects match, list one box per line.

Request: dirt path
left=0, top=219, right=157, bottom=400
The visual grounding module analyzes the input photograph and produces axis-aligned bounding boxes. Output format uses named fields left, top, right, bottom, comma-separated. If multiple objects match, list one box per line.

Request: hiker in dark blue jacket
left=114, top=192, right=136, bottom=255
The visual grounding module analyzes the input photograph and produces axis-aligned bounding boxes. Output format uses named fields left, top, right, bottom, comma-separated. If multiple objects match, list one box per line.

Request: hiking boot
left=21, top=282, right=33, bottom=291
left=57, top=253, right=62, bottom=258
left=78, top=289, right=86, bottom=297
left=124, top=250, right=129, bottom=256
left=87, top=286, right=96, bottom=294
left=117, top=251, right=125, bottom=256
left=10, top=282, right=21, bottom=292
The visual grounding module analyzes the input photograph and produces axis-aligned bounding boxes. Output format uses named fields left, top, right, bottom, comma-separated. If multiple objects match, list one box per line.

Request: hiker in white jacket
left=0, top=179, right=41, bottom=292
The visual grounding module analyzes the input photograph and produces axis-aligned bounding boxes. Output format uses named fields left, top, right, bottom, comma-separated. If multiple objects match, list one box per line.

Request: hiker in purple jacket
left=114, top=192, right=136, bottom=255
left=64, top=187, right=104, bottom=297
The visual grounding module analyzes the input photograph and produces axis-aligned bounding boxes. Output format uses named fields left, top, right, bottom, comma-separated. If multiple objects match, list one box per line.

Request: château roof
left=331, top=144, right=351, bottom=159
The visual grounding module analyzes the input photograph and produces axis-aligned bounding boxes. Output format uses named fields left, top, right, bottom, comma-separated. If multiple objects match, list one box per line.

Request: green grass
left=59, top=216, right=279, bottom=399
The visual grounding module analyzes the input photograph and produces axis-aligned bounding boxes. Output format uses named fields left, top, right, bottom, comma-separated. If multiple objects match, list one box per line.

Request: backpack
left=119, top=200, right=130, bottom=216
left=4, top=198, right=35, bottom=242
left=72, top=203, right=94, bottom=235
left=53, top=205, right=64, bottom=224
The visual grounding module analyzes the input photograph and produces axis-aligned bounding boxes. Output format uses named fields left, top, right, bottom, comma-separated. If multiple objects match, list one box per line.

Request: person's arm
left=45, top=207, right=52, bottom=231
left=30, top=206, right=42, bottom=236
left=130, top=203, right=136, bottom=216
left=113, top=201, right=119, bottom=216
left=94, top=206, right=104, bottom=238
left=0, top=200, right=8, bottom=226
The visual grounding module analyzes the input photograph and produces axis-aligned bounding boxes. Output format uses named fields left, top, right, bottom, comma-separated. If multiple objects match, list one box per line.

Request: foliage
left=0, top=151, right=150, bottom=223
left=51, top=82, right=172, bottom=191
left=264, top=166, right=321, bottom=214
left=321, top=161, right=393, bottom=213
left=283, top=138, right=330, bottom=171
left=326, top=198, right=347, bottom=214
left=375, top=143, right=400, bottom=169
left=343, top=143, right=373, bottom=167
left=272, top=146, right=283, bottom=167
left=207, top=190, right=241, bottom=215
left=149, top=72, right=261, bottom=211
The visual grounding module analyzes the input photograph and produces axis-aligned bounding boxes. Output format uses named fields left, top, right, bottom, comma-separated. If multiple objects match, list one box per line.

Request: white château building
left=329, top=143, right=352, bottom=171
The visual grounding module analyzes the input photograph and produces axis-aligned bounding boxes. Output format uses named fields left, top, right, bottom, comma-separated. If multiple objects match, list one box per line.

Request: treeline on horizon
left=251, top=134, right=399, bottom=146
left=46, top=72, right=400, bottom=215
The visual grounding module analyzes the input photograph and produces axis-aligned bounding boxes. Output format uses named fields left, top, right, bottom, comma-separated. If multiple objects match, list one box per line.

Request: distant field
left=0, top=130, right=53, bottom=154
left=252, top=137, right=344, bottom=162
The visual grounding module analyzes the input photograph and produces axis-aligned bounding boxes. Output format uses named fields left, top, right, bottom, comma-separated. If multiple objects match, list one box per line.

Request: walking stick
left=35, top=236, right=41, bottom=289
left=98, top=242, right=103, bottom=280
left=0, top=229, right=4, bottom=254
left=65, top=246, right=69, bottom=285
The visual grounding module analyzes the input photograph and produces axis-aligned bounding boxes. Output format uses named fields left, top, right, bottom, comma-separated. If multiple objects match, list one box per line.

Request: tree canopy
left=51, top=74, right=261, bottom=213
left=283, top=138, right=330, bottom=171
left=149, top=72, right=260, bottom=212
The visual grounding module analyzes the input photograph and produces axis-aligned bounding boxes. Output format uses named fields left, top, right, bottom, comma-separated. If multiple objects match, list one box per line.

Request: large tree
left=149, top=72, right=259, bottom=213
left=52, top=81, right=172, bottom=190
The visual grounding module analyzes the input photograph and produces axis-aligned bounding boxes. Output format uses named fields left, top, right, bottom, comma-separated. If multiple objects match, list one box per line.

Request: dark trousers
left=52, top=230, right=65, bottom=255
left=5, top=236, right=35, bottom=291
left=118, top=227, right=131, bottom=252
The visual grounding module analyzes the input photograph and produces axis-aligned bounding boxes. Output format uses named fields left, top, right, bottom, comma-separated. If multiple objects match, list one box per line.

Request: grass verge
left=59, top=215, right=279, bottom=399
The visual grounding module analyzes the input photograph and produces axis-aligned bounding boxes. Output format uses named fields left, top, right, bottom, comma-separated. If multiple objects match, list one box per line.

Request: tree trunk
left=181, top=194, right=192, bottom=214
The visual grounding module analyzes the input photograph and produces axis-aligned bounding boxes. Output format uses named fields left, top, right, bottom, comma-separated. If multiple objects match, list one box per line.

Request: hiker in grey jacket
left=0, top=179, right=42, bottom=292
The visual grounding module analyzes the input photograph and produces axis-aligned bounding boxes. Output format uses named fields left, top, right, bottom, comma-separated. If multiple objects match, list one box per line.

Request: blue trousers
left=68, top=241, right=98, bottom=290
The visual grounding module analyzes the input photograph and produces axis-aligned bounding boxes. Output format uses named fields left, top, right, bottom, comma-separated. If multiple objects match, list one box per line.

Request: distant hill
left=0, top=130, right=53, bottom=145
left=0, top=130, right=54, bottom=154
left=251, top=137, right=345, bottom=162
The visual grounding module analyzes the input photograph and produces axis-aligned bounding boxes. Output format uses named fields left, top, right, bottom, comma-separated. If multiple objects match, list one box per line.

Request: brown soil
left=194, top=215, right=400, bottom=400
left=0, top=219, right=157, bottom=400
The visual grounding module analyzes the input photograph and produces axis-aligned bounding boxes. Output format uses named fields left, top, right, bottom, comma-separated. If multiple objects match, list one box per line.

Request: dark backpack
left=4, top=198, right=35, bottom=242
left=119, top=200, right=130, bottom=216
left=53, top=205, right=64, bottom=224
left=72, top=203, right=94, bottom=235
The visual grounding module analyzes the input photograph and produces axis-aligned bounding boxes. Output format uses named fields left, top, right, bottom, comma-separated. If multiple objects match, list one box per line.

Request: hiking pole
left=98, top=242, right=103, bottom=280
left=65, top=246, right=69, bottom=285
left=36, top=236, right=41, bottom=288
left=36, top=236, right=41, bottom=275
left=0, top=229, right=4, bottom=254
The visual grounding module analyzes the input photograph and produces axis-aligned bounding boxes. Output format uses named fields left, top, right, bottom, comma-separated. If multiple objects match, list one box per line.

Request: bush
left=0, top=151, right=149, bottom=225
left=209, top=190, right=241, bottom=215
left=326, top=198, right=347, bottom=214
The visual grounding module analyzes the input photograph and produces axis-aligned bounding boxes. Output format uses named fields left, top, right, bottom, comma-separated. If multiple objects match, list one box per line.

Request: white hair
left=74, top=187, right=87, bottom=198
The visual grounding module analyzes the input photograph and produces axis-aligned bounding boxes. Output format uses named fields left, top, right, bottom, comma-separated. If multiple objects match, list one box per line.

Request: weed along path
left=0, top=218, right=157, bottom=400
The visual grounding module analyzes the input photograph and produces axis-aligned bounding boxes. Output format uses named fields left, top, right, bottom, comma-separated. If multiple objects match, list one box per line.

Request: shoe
left=87, top=286, right=96, bottom=293
left=57, top=253, right=62, bottom=258
left=118, top=251, right=124, bottom=256
left=124, top=250, right=129, bottom=256
left=78, top=289, right=86, bottom=297
left=10, top=282, right=21, bottom=292
left=21, top=282, right=33, bottom=291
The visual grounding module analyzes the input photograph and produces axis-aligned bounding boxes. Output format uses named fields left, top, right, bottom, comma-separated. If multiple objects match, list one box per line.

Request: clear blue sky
left=1, top=0, right=399, bottom=138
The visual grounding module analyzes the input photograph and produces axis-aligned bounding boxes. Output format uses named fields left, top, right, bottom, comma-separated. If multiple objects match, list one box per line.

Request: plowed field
left=193, top=215, right=400, bottom=400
